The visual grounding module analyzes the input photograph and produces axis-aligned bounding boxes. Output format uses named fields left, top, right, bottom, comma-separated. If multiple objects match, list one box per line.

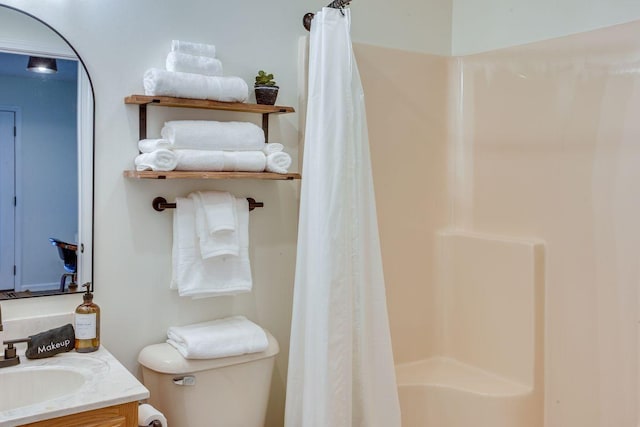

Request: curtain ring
left=303, top=12, right=314, bottom=31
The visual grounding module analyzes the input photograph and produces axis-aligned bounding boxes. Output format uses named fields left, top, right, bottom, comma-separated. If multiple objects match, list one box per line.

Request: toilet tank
left=138, top=330, right=279, bottom=427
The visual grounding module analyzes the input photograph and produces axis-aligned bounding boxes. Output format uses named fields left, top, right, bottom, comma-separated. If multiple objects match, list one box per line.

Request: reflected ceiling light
left=27, top=56, right=58, bottom=74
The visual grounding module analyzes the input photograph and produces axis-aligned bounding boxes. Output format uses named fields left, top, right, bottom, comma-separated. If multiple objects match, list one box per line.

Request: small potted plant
left=254, top=70, right=279, bottom=105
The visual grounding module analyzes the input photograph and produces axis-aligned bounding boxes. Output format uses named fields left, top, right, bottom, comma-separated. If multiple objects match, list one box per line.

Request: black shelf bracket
left=137, top=101, right=274, bottom=143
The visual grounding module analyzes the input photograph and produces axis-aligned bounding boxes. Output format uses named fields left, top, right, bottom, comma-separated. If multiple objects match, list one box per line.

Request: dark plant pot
left=255, top=85, right=279, bottom=105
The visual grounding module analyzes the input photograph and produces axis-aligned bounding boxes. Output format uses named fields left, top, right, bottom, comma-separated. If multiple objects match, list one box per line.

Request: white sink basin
left=0, top=349, right=149, bottom=427
left=0, top=367, right=86, bottom=412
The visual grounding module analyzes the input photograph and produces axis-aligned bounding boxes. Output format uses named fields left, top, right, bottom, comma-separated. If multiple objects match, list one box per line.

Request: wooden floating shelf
left=124, top=95, right=295, bottom=114
left=123, top=170, right=301, bottom=180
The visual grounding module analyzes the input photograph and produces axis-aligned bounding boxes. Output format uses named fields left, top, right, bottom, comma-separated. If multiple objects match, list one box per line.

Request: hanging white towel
left=134, top=149, right=177, bottom=171
left=138, top=138, right=171, bottom=153
left=166, top=51, right=223, bottom=76
left=166, top=316, right=268, bottom=359
left=143, top=68, right=248, bottom=103
left=171, top=40, right=216, bottom=58
left=171, top=196, right=187, bottom=290
left=285, top=7, right=401, bottom=427
left=161, top=120, right=265, bottom=151
left=189, top=191, right=239, bottom=259
left=171, top=197, right=252, bottom=298
left=173, top=150, right=267, bottom=172
left=265, top=151, right=292, bottom=174
left=196, top=191, right=237, bottom=233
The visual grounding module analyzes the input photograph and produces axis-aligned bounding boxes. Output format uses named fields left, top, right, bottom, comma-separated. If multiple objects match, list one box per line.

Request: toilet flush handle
left=173, top=375, right=196, bottom=386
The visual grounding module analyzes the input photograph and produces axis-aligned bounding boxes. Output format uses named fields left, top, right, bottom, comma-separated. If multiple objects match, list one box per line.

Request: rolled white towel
left=166, top=51, right=223, bottom=76
left=220, top=151, right=267, bottom=172
left=174, top=150, right=266, bottom=172
left=143, top=68, right=248, bottom=103
left=263, top=142, right=284, bottom=155
left=134, top=149, right=177, bottom=171
left=161, top=120, right=265, bottom=151
left=138, top=138, right=170, bottom=153
left=166, top=316, right=268, bottom=359
left=265, top=151, right=292, bottom=174
left=171, top=40, right=216, bottom=58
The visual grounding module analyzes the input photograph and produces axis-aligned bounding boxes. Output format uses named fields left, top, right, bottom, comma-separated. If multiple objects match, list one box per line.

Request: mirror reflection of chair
left=48, top=238, right=77, bottom=292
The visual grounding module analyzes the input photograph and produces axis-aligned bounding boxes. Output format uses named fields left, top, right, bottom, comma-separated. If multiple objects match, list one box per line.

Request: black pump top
left=82, top=282, right=93, bottom=302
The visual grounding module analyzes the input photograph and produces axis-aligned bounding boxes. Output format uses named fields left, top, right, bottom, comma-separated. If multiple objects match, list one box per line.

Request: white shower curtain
left=285, top=7, right=401, bottom=427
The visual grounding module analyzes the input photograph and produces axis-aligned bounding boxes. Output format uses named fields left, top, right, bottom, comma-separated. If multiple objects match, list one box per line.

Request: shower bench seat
left=396, top=356, right=531, bottom=396
left=396, top=357, right=539, bottom=427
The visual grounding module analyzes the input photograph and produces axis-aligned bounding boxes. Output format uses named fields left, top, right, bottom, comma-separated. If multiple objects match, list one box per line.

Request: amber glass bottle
left=74, top=283, right=100, bottom=353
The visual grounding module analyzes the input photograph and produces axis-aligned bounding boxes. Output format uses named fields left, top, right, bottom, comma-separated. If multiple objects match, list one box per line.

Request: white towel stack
left=135, top=40, right=293, bottom=174
left=166, top=316, right=269, bottom=359
left=134, top=120, right=292, bottom=173
left=162, top=120, right=265, bottom=150
left=143, top=39, right=248, bottom=102
left=171, top=191, right=252, bottom=298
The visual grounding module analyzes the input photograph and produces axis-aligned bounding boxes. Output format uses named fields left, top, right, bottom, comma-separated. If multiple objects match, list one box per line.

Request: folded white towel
left=166, top=316, right=268, bottom=359
left=143, top=68, right=248, bottom=103
left=134, top=149, right=177, bottom=171
left=171, top=197, right=252, bottom=298
left=197, top=191, right=237, bottom=233
left=265, top=151, right=292, bottom=174
left=161, top=120, right=265, bottom=151
left=263, top=142, right=284, bottom=155
left=171, top=40, right=216, bottom=58
left=166, top=51, right=223, bottom=76
left=190, top=191, right=239, bottom=259
left=174, top=150, right=266, bottom=172
left=138, top=138, right=171, bottom=153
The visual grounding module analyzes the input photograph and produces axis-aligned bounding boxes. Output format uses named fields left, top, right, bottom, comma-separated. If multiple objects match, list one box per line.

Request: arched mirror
left=0, top=5, right=93, bottom=300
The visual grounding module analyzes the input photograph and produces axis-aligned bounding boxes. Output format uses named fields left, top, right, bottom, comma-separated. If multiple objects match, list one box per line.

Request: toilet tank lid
left=138, top=330, right=279, bottom=374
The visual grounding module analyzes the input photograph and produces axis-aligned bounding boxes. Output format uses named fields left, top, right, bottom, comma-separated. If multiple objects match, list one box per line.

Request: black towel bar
left=152, top=197, right=264, bottom=212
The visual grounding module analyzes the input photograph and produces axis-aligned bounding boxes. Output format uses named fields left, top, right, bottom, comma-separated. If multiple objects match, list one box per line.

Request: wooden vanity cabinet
left=18, top=401, right=138, bottom=427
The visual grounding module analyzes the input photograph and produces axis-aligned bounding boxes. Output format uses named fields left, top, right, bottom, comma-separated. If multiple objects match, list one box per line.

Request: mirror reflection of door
left=0, top=109, right=15, bottom=290
left=0, top=51, right=78, bottom=294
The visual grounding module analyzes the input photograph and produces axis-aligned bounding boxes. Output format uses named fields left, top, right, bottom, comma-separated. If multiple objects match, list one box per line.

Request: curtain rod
left=303, top=0, right=353, bottom=31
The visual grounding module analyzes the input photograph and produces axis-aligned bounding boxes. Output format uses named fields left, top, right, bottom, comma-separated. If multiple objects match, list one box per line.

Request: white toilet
left=138, top=330, right=279, bottom=427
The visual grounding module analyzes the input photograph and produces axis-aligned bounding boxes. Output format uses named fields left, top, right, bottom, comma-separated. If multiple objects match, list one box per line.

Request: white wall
left=452, top=0, right=640, bottom=55
left=0, top=5, right=73, bottom=57
left=351, top=0, right=453, bottom=55
left=0, top=1, right=442, bottom=424
left=0, top=2, right=307, bottom=425
left=0, top=0, right=451, bottom=334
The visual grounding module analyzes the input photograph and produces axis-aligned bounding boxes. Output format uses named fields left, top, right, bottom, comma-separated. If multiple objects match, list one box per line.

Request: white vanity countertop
left=0, top=346, right=149, bottom=426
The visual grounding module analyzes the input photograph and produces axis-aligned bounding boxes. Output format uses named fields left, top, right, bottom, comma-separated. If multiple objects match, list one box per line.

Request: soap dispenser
left=74, top=282, right=100, bottom=353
